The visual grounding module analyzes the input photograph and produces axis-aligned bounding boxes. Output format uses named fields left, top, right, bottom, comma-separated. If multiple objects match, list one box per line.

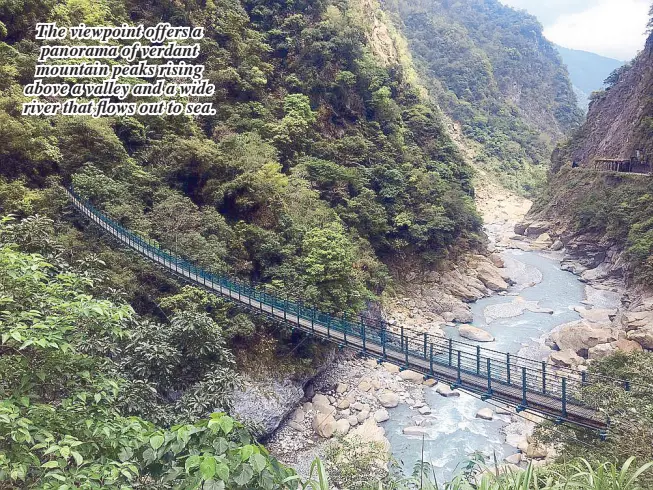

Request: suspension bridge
left=67, top=188, right=633, bottom=436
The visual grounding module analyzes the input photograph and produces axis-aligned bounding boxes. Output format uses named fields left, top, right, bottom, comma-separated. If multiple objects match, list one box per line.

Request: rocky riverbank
left=511, top=218, right=650, bottom=369
left=264, top=180, right=566, bottom=477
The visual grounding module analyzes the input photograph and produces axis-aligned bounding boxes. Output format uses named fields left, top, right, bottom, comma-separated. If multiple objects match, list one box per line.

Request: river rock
left=418, top=406, right=432, bottom=415
left=374, top=408, right=390, bottom=423
left=336, top=383, right=349, bottom=394
left=358, top=380, right=372, bottom=392
left=334, top=418, right=351, bottom=436
left=459, top=325, right=495, bottom=342
left=490, top=253, right=505, bottom=268
left=551, top=240, right=564, bottom=251
left=337, top=399, right=351, bottom=409
left=358, top=410, right=370, bottom=423
left=423, top=378, right=437, bottom=387
left=347, top=415, right=359, bottom=427
left=476, top=408, right=494, bottom=420
left=442, top=312, right=456, bottom=323
left=548, top=320, right=619, bottom=357
left=399, top=370, right=424, bottom=383
left=312, top=412, right=337, bottom=438
left=475, top=263, right=509, bottom=291
left=525, top=221, right=549, bottom=237
left=382, top=362, right=400, bottom=374
left=627, top=327, right=653, bottom=349
left=312, top=394, right=333, bottom=414
left=377, top=390, right=400, bottom=408
left=435, top=383, right=460, bottom=397
left=403, top=426, right=429, bottom=436
left=526, top=442, right=548, bottom=459
left=351, top=401, right=365, bottom=411
left=549, top=349, right=584, bottom=368
left=505, top=453, right=523, bottom=465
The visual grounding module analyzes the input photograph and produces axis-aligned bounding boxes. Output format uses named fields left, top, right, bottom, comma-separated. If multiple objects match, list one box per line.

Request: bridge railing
left=67, top=188, right=628, bottom=426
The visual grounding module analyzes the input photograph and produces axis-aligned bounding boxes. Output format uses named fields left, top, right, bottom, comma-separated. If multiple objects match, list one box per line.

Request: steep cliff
left=553, top=35, right=653, bottom=171
left=381, top=0, right=584, bottom=194
left=529, top=31, right=653, bottom=285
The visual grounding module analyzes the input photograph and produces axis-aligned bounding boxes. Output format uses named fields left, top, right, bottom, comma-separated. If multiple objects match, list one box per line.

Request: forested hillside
left=0, top=0, right=483, bottom=312
left=381, top=0, right=584, bottom=194
left=0, top=0, right=482, bottom=486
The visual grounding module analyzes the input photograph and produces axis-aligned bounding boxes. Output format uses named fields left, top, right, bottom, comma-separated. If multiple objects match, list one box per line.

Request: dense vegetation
left=0, top=0, right=482, bottom=486
left=532, top=168, right=653, bottom=284
left=381, top=0, right=584, bottom=194
left=0, top=0, right=483, bottom=317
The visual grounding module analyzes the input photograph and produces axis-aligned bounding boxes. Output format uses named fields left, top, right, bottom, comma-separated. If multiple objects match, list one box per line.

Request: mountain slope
left=556, top=44, right=624, bottom=109
left=380, top=0, right=584, bottom=195
left=532, top=32, right=653, bottom=283
left=554, top=37, right=653, bottom=171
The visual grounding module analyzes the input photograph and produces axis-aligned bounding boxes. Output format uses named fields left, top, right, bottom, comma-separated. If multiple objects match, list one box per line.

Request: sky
left=499, top=0, right=651, bottom=60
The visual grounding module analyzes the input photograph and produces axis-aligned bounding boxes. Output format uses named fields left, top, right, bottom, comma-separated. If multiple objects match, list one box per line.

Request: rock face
left=231, top=378, right=308, bottom=437
left=459, top=325, right=495, bottom=342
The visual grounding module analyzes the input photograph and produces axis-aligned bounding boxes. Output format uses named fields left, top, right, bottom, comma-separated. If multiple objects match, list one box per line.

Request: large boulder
left=312, top=412, right=337, bottom=438
left=475, top=263, right=509, bottom=291
left=587, top=343, right=616, bottom=360
left=490, top=253, right=505, bottom=268
left=346, top=419, right=391, bottom=453
left=377, top=390, right=400, bottom=408
left=374, top=408, right=390, bottom=423
left=612, top=338, right=644, bottom=353
left=514, top=222, right=531, bottom=236
left=399, top=370, right=425, bottom=383
left=231, top=378, right=304, bottom=438
left=476, top=408, right=494, bottom=420
left=334, top=418, right=351, bottom=436
left=622, top=310, right=653, bottom=331
left=549, top=321, right=619, bottom=357
left=312, top=394, right=333, bottom=414
left=549, top=349, right=584, bottom=369
left=525, top=221, right=550, bottom=237
left=452, top=306, right=474, bottom=324
left=574, top=307, right=617, bottom=324
left=627, top=327, right=653, bottom=349
left=459, top=325, right=495, bottom=342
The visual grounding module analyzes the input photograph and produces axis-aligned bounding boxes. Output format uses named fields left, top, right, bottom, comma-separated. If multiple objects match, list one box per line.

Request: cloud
left=500, top=0, right=590, bottom=25
left=499, top=0, right=649, bottom=60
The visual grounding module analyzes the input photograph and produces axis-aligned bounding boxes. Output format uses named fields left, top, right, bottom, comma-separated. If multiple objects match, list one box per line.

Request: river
left=384, top=248, right=587, bottom=483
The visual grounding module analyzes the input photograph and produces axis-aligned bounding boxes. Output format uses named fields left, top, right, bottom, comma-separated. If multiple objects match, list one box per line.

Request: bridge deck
left=67, top=190, right=610, bottom=430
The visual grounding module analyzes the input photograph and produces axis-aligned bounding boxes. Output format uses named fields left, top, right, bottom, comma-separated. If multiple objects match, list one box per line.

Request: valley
left=1, top=0, right=653, bottom=488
